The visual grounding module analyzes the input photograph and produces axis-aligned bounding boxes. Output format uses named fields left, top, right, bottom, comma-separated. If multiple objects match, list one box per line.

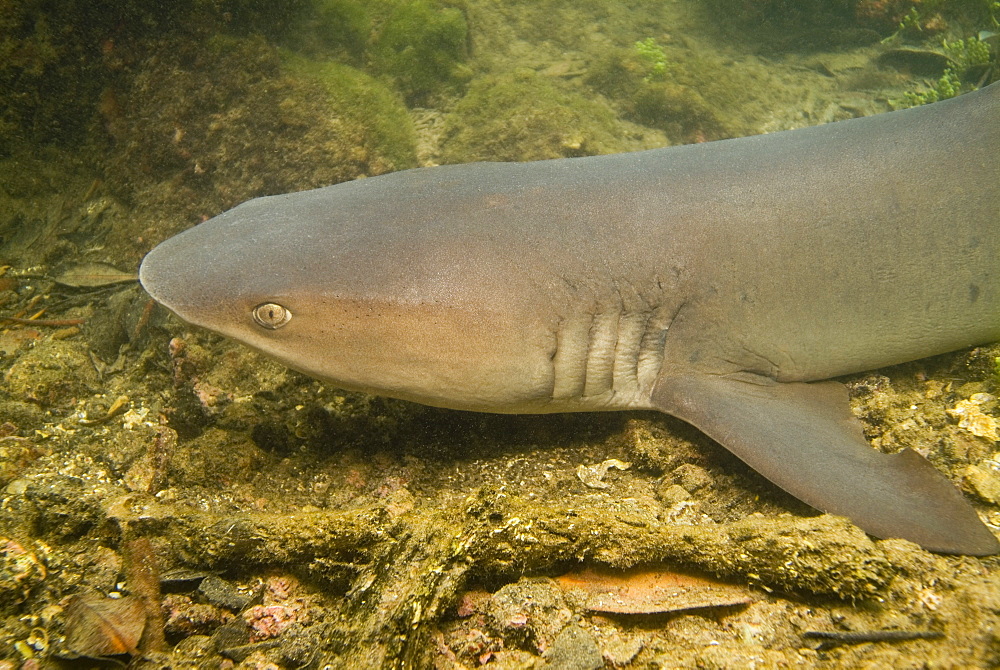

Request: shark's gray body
left=140, top=82, right=1000, bottom=555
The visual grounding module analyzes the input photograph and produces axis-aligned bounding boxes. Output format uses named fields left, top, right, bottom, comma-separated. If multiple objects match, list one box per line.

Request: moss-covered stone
left=440, top=69, right=647, bottom=163
left=102, top=37, right=417, bottom=226
left=287, top=0, right=373, bottom=62
left=0, top=1, right=104, bottom=149
left=286, top=56, right=418, bottom=173
left=369, top=0, right=471, bottom=104
left=0, top=0, right=324, bottom=151
left=705, top=0, right=857, bottom=27
left=679, top=2, right=886, bottom=58
left=586, top=46, right=734, bottom=144
left=4, top=340, right=99, bottom=409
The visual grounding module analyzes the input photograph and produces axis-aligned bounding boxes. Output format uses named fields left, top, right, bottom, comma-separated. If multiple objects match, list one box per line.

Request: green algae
left=633, top=37, right=672, bottom=82
left=892, top=35, right=995, bottom=106
left=586, top=34, right=752, bottom=144
left=369, top=0, right=471, bottom=104
left=99, top=35, right=417, bottom=230
left=0, top=0, right=320, bottom=151
left=440, top=69, right=644, bottom=163
left=296, top=0, right=373, bottom=61
left=284, top=56, right=418, bottom=173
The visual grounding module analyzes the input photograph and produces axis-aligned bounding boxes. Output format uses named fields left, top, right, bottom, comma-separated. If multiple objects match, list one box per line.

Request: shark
left=139, top=81, right=1000, bottom=555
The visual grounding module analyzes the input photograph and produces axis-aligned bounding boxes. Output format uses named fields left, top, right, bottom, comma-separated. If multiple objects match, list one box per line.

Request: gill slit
left=550, top=297, right=685, bottom=405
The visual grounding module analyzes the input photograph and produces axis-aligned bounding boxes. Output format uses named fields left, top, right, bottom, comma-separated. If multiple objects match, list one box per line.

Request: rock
left=539, top=625, right=603, bottom=670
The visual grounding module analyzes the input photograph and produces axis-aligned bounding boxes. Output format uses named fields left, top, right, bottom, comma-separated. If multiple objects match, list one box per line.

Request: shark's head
left=139, top=170, right=556, bottom=411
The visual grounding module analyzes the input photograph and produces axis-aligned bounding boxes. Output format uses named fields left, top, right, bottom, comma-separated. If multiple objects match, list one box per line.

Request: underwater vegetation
left=886, top=0, right=999, bottom=106
left=708, top=0, right=999, bottom=53
left=0, top=0, right=469, bottom=154
left=633, top=37, right=671, bottom=82
left=290, top=0, right=372, bottom=61
left=284, top=56, right=418, bottom=171
left=368, top=0, right=471, bottom=104
left=719, top=0, right=1000, bottom=32
left=585, top=40, right=734, bottom=144
left=892, top=35, right=995, bottom=105
left=908, top=0, right=1000, bottom=28
left=440, top=69, right=628, bottom=162
left=295, top=0, right=473, bottom=103
left=706, top=0, right=857, bottom=27
left=99, top=35, right=416, bottom=221
left=0, top=0, right=326, bottom=150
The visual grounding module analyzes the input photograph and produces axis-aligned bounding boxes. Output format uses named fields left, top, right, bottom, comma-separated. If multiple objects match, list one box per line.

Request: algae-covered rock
left=0, top=0, right=103, bottom=148
left=103, top=36, right=416, bottom=224
left=704, top=0, right=855, bottom=27
left=0, top=537, right=48, bottom=608
left=0, top=0, right=322, bottom=151
left=485, top=579, right=573, bottom=650
left=702, top=0, right=874, bottom=48
left=4, top=339, right=99, bottom=409
left=586, top=46, right=733, bottom=144
left=369, top=0, right=471, bottom=104
left=293, top=0, right=373, bottom=61
left=440, top=70, right=654, bottom=163
left=286, top=56, right=418, bottom=174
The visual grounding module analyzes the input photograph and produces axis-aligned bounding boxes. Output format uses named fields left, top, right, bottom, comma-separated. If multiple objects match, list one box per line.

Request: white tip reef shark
left=140, top=81, right=1000, bottom=555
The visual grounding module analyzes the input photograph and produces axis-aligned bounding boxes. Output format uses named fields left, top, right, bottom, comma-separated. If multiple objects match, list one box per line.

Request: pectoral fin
left=651, top=372, right=999, bottom=555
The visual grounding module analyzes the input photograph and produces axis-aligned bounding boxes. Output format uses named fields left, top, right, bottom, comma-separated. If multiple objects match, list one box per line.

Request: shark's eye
left=252, top=302, right=292, bottom=330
